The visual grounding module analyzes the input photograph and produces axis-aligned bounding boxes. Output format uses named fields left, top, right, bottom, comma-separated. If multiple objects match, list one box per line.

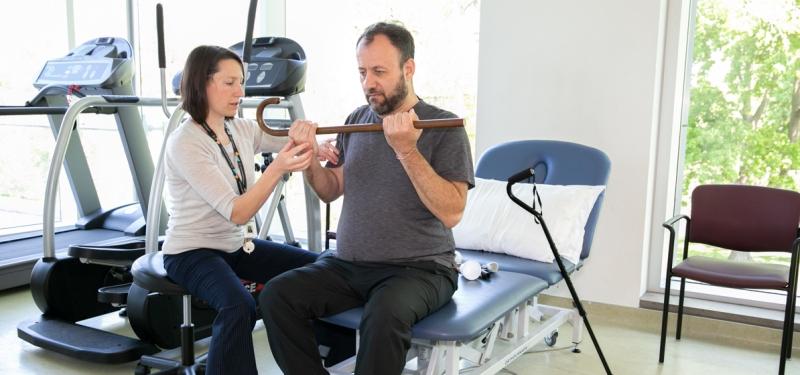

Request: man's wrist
left=305, top=161, right=320, bottom=177
left=396, top=147, right=419, bottom=160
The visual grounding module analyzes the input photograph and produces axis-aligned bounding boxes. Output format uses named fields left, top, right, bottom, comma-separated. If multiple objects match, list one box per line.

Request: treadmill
left=13, top=37, right=165, bottom=363
left=0, top=38, right=161, bottom=269
left=0, top=51, right=138, bottom=285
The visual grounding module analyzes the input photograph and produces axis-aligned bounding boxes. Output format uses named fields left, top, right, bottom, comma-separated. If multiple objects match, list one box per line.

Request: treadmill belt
left=0, top=228, right=123, bottom=263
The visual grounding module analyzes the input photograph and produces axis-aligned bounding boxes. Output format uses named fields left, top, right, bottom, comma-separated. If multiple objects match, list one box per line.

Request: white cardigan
left=162, top=117, right=285, bottom=255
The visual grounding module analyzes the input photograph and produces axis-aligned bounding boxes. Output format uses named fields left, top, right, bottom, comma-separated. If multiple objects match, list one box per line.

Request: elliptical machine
left=15, top=37, right=165, bottom=364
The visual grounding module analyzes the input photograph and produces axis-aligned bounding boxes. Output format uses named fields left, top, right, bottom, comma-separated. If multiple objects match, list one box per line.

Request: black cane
left=507, top=168, right=612, bottom=375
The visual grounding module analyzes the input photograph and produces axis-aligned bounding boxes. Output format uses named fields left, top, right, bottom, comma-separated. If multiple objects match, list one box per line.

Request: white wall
left=477, top=1, right=670, bottom=307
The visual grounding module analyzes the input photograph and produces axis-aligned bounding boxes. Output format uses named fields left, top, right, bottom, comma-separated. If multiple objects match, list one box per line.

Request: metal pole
left=145, top=105, right=185, bottom=254
left=43, top=96, right=107, bottom=258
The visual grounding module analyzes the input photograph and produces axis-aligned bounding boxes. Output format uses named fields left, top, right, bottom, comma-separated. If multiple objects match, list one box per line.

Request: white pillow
left=453, top=177, right=604, bottom=264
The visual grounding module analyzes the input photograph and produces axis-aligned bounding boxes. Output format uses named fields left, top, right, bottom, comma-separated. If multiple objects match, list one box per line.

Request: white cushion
left=453, top=178, right=604, bottom=264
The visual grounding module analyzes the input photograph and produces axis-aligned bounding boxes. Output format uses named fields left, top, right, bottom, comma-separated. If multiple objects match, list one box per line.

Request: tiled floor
left=1, top=286, right=797, bottom=374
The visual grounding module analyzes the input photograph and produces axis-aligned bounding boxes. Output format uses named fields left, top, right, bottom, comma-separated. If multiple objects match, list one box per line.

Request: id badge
left=242, top=218, right=257, bottom=254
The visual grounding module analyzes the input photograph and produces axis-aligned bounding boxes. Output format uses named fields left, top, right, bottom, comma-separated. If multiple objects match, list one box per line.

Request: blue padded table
left=458, top=249, right=582, bottom=286
left=464, top=140, right=610, bottom=288
left=321, top=271, right=548, bottom=342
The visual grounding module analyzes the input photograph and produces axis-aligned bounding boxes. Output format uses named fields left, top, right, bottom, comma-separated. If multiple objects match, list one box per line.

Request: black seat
left=132, top=252, right=186, bottom=295
left=131, top=252, right=203, bottom=374
left=69, top=241, right=147, bottom=263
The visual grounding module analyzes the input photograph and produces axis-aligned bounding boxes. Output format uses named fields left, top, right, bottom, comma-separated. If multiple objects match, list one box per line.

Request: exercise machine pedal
left=17, top=317, right=158, bottom=364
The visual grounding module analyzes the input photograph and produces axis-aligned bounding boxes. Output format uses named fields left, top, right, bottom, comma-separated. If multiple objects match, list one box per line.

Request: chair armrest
left=662, top=214, right=690, bottom=267
left=662, top=214, right=689, bottom=233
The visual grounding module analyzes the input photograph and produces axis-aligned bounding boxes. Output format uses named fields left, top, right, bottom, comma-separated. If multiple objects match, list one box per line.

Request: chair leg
left=787, top=280, right=798, bottom=360
left=781, top=291, right=793, bottom=375
left=676, top=278, right=686, bottom=340
left=138, top=294, right=201, bottom=375
left=181, top=295, right=195, bottom=366
left=659, top=274, right=672, bottom=363
left=787, top=253, right=800, bottom=362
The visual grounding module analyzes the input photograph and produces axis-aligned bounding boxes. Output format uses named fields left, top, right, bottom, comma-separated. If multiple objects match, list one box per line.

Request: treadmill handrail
left=27, top=84, right=86, bottom=106
left=44, top=96, right=106, bottom=258
left=42, top=96, right=191, bottom=257
left=0, top=106, right=103, bottom=116
left=145, top=104, right=185, bottom=254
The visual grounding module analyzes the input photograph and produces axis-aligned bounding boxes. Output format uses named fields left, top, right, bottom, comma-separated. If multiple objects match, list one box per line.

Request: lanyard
left=199, top=120, right=248, bottom=195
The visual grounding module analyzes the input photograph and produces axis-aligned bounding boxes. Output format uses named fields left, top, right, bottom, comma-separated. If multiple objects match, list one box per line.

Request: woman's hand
left=317, top=138, right=339, bottom=165
left=270, top=139, right=313, bottom=174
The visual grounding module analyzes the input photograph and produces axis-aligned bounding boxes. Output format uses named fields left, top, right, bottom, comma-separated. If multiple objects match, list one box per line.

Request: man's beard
left=365, top=75, right=408, bottom=116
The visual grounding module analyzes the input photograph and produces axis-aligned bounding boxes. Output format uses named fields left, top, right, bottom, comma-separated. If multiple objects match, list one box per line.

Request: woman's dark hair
left=180, top=45, right=243, bottom=124
left=356, top=22, right=415, bottom=67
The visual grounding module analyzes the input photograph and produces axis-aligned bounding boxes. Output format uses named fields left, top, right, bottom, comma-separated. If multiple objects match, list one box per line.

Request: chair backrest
left=689, top=184, right=800, bottom=253
left=475, top=140, right=611, bottom=260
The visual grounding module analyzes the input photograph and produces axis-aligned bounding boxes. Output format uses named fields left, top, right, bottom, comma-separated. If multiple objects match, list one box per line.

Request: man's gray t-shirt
left=329, top=99, right=475, bottom=267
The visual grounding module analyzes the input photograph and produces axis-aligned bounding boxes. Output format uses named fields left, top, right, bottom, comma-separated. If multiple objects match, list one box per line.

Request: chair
left=658, top=184, right=800, bottom=374
left=130, top=252, right=204, bottom=375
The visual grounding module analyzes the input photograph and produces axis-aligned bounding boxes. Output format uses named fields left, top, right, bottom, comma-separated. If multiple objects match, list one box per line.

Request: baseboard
left=538, top=294, right=800, bottom=353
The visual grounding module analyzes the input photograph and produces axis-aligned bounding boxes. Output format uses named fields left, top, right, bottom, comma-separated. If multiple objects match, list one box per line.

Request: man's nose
left=362, top=72, right=377, bottom=90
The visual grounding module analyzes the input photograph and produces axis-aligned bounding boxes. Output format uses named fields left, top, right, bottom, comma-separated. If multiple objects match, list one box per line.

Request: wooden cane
left=255, top=97, right=464, bottom=136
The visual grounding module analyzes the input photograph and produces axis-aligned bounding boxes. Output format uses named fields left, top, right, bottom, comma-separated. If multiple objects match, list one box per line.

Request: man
left=260, top=22, right=474, bottom=374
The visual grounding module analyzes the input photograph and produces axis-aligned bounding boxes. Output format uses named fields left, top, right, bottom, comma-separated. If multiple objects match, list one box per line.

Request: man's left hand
left=383, top=108, right=422, bottom=158
left=287, top=119, right=319, bottom=156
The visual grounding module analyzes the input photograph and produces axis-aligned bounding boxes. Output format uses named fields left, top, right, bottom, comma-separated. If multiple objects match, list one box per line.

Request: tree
left=684, top=0, right=800, bottom=195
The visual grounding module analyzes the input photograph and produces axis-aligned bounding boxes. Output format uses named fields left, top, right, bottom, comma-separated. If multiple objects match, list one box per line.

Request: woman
left=162, top=45, right=318, bottom=375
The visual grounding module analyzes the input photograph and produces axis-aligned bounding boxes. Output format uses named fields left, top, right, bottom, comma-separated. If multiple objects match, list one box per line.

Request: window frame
left=647, top=0, right=799, bottom=312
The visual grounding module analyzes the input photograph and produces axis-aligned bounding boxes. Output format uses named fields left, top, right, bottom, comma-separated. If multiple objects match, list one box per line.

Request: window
left=134, top=0, right=257, bottom=100
left=72, top=0, right=128, bottom=46
left=279, top=0, right=481, bottom=242
left=133, top=0, right=286, bottom=240
left=0, top=1, right=136, bottom=237
left=133, top=0, right=262, bottom=197
left=664, top=0, right=800, bottom=307
left=0, top=0, right=71, bottom=235
left=69, top=1, right=136, bottom=213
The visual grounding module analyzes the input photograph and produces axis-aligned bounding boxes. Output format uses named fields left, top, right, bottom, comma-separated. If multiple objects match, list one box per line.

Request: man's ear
left=403, top=58, right=415, bottom=80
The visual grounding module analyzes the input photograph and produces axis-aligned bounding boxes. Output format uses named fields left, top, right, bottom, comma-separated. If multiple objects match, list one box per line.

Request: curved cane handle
left=256, top=97, right=283, bottom=135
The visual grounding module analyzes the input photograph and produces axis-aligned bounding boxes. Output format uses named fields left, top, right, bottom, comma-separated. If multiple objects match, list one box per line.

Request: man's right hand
left=317, top=138, right=339, bottom=165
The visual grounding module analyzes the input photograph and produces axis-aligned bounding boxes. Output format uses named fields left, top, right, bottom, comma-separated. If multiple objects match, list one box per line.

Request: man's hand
left=287, top=119, right=319, bottom=156
left=317, top=138, right=340, bottom=165
left=383, top=108, right=422, bottom=158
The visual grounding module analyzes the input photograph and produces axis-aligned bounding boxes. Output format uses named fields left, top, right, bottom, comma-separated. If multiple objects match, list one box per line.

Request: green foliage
left=684, top=0, right=800, bottom=195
